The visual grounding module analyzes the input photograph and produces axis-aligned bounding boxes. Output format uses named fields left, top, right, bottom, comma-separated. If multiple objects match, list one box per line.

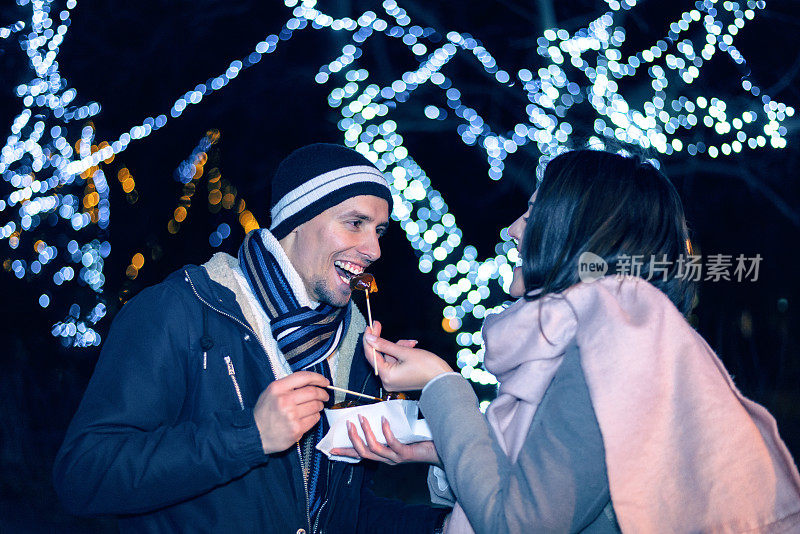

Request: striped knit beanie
left=268, top=143, right=393, bottom=240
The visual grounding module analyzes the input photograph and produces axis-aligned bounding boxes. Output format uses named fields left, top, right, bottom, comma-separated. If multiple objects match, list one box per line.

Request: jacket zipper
left=352, top=362, right=371, bottom=489
left=223, top=356, right=244, bottom=410
left=184, top=270, right=312, bottom=532
left=313, top=499, right=326, bottom=534
left=313, top=454, right=339, bottom=534
left=297, top=442, right=312, bottom=530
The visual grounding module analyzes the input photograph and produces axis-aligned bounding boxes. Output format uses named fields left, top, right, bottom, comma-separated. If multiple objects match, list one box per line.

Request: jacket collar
left=180, top=262, right=243, bottom=320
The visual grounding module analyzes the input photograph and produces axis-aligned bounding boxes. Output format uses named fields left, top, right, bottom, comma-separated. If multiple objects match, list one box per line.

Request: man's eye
left=349, top=220, right=362, bottom=228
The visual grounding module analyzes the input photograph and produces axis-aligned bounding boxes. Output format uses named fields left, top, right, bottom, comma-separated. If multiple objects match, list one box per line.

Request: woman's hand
left=363, top=321, right=453, bottom=391
left=330, top=415, right=442, bottom=467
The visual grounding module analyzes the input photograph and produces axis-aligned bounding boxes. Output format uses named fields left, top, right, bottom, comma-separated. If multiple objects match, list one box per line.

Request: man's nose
left=359, top=232, right=381, bottom=262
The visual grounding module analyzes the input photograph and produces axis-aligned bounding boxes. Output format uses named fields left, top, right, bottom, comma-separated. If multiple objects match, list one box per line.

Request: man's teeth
left=334, top=261, right=366, bottom=285
left=334, top=260, right=364, bottom=277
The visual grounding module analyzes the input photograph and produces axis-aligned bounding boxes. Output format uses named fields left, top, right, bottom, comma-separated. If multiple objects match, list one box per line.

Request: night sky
left=1, top=0, right=799, bottom=530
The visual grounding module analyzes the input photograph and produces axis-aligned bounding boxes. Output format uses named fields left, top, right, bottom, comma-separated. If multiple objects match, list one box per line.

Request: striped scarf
left=238, top=229, right=350, bottom=524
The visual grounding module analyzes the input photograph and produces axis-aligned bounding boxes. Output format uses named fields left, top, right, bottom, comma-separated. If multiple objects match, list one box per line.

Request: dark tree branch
left=766, top=53, right=800, bottom=96
left=536, top=0, right=556, bottom=31
left=492, top=0, right=538, bottom=24
left=668, top=160, right=800, bottom=228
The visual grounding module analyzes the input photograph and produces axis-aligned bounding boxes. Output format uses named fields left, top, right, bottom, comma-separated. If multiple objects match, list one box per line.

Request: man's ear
left=278, top=227, right=299, bottom=257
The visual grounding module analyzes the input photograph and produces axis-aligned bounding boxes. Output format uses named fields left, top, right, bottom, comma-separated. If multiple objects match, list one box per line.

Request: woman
left=333, top=150, right=800, bottom=533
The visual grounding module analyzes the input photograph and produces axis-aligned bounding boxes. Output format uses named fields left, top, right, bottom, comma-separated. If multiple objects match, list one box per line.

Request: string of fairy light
left=1, top=1, right=793, bottom=396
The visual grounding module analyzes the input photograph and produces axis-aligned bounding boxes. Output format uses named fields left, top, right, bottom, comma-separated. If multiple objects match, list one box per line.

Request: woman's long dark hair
left=521, top=150, right=696, bottom=315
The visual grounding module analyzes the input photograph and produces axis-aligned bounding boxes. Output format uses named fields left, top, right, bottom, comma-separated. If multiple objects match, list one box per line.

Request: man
left=53, top=143, right=448, bottom=533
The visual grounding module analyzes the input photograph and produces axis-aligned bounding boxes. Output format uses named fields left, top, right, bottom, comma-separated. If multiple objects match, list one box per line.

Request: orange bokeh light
left=174, top=206, right=187, bottom=222
left=441, top=317, right=459, bottom=333
left=131, top=253, right=145, bottom=270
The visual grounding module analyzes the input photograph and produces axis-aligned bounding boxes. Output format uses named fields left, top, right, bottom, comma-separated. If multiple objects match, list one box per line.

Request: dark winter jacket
left=53, top=254, right=444, bottom=533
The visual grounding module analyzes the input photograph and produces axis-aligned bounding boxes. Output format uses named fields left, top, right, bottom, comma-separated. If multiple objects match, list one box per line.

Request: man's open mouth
left=334, top=260, right=365, bottom=285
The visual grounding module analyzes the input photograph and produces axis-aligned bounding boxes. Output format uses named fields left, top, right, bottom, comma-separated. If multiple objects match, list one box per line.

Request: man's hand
left=254, top=371, right=330, bottom=455
left=330, top=415, right=442, bottom=466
